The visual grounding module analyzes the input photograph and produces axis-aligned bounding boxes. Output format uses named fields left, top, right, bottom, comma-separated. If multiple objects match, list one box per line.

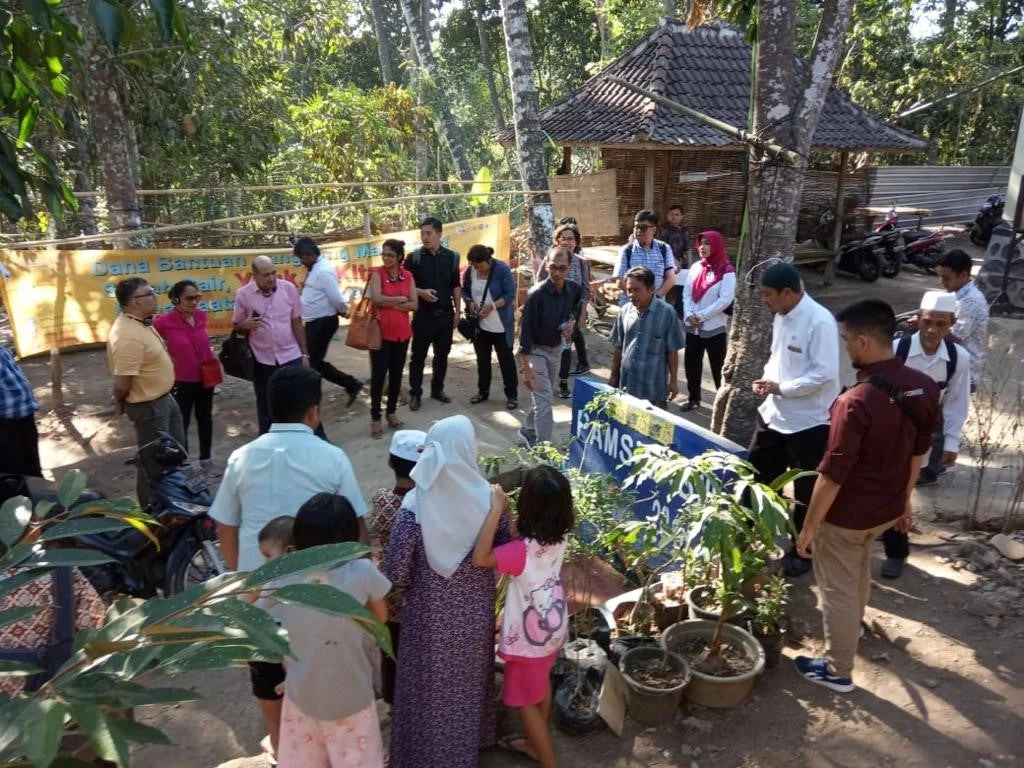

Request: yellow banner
left=0, top=214, right=510, bottom=358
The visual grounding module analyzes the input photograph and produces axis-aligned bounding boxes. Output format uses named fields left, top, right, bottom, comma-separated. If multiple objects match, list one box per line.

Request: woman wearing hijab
left=385, top=415, right=508, bottom=768
left=680, top=230, right=736, bottom=411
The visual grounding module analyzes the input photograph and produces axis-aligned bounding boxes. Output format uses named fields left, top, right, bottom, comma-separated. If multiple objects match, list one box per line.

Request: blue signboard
left=568, top=377, right=745, bottom=519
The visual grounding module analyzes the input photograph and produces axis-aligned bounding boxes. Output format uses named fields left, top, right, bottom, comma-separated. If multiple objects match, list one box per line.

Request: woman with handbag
left=368, top=239, right=418, bottom=439
left=462, top=245, right=518, bottom=410
left=154, top=280, right=223, bottom=476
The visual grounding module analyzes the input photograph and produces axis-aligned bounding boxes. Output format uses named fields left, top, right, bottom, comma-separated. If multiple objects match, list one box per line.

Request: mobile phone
left=252, top=310, right=261, bottom=318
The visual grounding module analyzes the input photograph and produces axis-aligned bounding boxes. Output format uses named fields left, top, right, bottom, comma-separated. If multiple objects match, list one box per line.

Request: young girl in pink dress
left=473, top=465, right=575, bottom=768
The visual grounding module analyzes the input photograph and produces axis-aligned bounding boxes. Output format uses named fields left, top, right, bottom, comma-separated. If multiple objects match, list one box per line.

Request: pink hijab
left=690, top=230, right=734, bottom=303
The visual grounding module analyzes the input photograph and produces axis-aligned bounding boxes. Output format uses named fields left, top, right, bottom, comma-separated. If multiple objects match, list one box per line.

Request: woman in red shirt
left=153, top=280, right=221, bottom=475
left=368, top=239, right=419, bottom=438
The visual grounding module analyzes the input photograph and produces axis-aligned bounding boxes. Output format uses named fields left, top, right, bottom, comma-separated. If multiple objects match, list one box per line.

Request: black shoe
left=470, top=393, right=488, bottom=404
left=431, top=392, right=452, bottom=404
left=506, top=399, right=518, bottom=410
left=409, top=394, right=422, bottom=411
left=345, top=383, right=363, bottom=407
left=679, top=401, right=700, bottom=412
left=783, top=552, right=813, bottom=578
left=570, top=364, right=591, bottom=376
left=915, top=468, right=938, bottom=486
left=559, top=381, right=571, bottom=399
left=880, top=558, right=905, bottom=579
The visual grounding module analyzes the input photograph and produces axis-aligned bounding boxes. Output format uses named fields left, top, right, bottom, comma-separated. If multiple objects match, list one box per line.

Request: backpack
left=895, top=335, right=957, bottom=391
left=0, top=567, right=75, bottom=692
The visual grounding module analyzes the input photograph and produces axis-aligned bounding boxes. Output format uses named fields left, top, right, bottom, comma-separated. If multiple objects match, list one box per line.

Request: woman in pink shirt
left=153, top=280, right=221, bottom=476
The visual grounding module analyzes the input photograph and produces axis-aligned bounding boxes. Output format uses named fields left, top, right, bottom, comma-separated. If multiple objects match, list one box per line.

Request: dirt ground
left=13, top=235, right=1024, bottom=767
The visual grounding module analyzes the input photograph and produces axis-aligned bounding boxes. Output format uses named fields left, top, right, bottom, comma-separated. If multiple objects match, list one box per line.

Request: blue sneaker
left=794, top=656, right=855, bottom=693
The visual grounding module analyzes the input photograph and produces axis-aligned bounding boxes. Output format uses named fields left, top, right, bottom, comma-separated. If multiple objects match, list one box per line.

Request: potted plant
left=748, top=575, right=791, bottom=668
left=625, top=445, right=802, bottom=708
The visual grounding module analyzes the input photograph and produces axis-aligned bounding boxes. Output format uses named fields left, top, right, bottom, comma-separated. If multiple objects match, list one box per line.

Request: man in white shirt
left=209, top=364, right=368, bottom=755
left=881, top=290, right=970, bottom=578
left=749, top=262, right=840, bottom=578
left=295, top=237, right=363, bottom=407
left=936, top=248, right=988, bottom=391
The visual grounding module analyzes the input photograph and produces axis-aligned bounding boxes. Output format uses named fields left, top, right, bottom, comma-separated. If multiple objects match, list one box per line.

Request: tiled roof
left=498, top=20, right=925, bottom=153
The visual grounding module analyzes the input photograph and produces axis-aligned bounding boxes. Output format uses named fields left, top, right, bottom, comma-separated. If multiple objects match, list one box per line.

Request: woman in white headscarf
left=385, top=415, right=509, bottom=768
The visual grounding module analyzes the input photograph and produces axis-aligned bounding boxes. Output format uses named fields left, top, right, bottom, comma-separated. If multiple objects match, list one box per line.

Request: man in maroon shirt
left=794, top=299, right=939, bottom=693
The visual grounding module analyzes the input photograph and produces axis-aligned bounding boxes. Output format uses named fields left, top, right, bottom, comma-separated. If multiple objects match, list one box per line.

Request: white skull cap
left=920, top=290, right=957, bottom=314
left=390, top=429, right=427, bottom=462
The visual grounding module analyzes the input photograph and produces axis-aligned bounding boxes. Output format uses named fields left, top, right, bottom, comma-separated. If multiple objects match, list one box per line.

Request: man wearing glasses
left=107, top=277, right=186, bottom=506
left=612, top=210, right=677, bottom=306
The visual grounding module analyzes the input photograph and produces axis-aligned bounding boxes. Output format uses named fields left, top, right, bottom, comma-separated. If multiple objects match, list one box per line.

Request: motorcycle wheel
left=167, top=526, right=223, bottom=595
left=858, top=255, right=881, bottom=282
left=969, top=226, right=989, bottom=247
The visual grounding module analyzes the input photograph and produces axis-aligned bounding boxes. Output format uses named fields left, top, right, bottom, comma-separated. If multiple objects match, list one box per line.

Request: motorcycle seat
left=902, top=230, right=931, bottom=244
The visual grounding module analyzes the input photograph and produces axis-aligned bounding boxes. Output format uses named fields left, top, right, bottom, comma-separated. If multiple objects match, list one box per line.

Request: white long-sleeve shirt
left=757, top=293, right=841, bottom=434
left=682, top=264, right=736, bottom=336
left=301, top=256, right=348, bottom=321
left=894, top=334, right=970, bottom=452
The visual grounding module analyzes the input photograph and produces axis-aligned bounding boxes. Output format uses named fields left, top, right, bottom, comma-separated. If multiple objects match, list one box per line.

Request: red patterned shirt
left=369, top=487, right=409, bottom=622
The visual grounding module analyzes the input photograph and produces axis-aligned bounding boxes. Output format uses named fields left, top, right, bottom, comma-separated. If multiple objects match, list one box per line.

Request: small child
left=272, top=493, right=390, bottom=768
left=258, top=516, right=295, bottom=561
left=473, top=465, right=575, bottom=768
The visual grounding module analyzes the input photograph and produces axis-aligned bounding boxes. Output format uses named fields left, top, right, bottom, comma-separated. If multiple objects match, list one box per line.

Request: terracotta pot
left=661, top=619, right=765, bottom=709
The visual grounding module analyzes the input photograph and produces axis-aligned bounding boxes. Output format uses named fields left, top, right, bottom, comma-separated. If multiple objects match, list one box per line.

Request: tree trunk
left=475, top=0, right=507, bottom=131
left=595, top=0, right=611, bottom=60
left=664, top=0, right=676, bottom=18
left=369, top=0, right=397, bottom=84
left=940, top=0, right=958, bottom=39
left=399, top=0, right=475, bottom=180
left=499, top=0, right=554, bottom=264
left=711, top=0, right=855, bottom=443
left=64, top=106, right=99, bottom=239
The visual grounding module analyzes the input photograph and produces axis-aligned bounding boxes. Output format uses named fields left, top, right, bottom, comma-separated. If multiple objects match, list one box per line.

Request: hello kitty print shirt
left=493, top=537, right=569, bottom=660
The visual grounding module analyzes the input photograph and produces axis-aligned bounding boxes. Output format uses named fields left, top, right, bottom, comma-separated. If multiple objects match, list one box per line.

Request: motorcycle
left=875, top=206, right=948, bottom=274
left=817, top=209, right=886, bottom=283
left=969, top=194, right=1005, bottom=247
left=0, top=433, right=225, bottom=597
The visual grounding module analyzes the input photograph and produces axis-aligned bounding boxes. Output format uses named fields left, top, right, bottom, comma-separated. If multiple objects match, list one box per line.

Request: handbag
left=346, top=275, right=382, bottom=351
left=458, top=267, right=495, bottom=341
left=219, top=332, right=255, bottom=381
left=200, top=359, right=224, bottom=388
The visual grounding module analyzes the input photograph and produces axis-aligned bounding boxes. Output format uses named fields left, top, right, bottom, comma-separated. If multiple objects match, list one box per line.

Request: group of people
left=204, top=365, right=572, bottom=768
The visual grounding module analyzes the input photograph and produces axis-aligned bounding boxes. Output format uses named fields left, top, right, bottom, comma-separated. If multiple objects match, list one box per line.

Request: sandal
left=470, top=393, right=488, bottom=404
left=371, top=421, right=384, bottom=439
left=386, top=414, right=404, bottom=429
left=496, top=735, right=538, bottom=764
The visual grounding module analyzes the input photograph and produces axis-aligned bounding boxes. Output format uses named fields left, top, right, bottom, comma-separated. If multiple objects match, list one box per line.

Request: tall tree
left=399, top=0, right=475, bottom=180
left=475, top=0, right=508, bottom=131
left=711, top=0, right=856, bottom=442
left=500, top=0, right=554, bottom=261
left=368, top=0, right=398, bottom=84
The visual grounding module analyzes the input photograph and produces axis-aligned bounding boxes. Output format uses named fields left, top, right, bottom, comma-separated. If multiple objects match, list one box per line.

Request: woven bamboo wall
left=594, top=148, right=871, bottom=245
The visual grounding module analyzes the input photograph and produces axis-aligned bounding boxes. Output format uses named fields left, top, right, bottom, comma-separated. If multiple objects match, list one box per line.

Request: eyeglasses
left=182, top=294, right=202, bottom=302
left=132, top=290, right=156, bottom=299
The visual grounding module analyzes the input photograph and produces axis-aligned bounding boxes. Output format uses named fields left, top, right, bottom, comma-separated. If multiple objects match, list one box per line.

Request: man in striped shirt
left=0, top=345, right=40, bottom=476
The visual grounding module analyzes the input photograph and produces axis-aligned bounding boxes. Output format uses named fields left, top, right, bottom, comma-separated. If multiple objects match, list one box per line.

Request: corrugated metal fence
left=868, top=165, right=1010, bottom=228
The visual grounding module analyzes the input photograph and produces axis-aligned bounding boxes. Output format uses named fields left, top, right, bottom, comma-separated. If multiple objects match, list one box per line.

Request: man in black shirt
left=518, top=246, right=582, bottom=446
left=405, top=217, right=461, bottom=410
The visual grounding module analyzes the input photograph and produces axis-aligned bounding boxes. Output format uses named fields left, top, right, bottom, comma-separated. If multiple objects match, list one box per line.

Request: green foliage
left=0, top=471, right=389, bottom=767
left=753, top=574, right=790, bottom=634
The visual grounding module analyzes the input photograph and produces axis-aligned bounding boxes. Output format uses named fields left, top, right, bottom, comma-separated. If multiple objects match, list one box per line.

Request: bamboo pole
left=3, top=189, right=561, bottom=250
left=70, top=179, right=529, bottom=198
left=606, top=76, right=801, bottom=164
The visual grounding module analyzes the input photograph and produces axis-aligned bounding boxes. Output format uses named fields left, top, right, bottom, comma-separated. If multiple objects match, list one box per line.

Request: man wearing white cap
left=368, top=428, right=426, bottom=705
left=882, top=290, right=970, bottom=578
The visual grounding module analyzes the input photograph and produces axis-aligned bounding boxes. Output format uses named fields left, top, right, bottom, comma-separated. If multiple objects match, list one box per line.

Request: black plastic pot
left=569, top=605, right=615, bottom=655
left=608, top=634, right=659, bottom=666
left=748, top=621, right=787, bottom=669
left=552, top=665, right=607, bottom=735
left=686, top=585, right=752, bottom=625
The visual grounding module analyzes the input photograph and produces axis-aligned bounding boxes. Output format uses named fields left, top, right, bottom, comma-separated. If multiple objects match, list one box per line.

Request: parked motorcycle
left=875, top=206, right=949, bottom=274
left=0, top=433, right=224, bottom=597
left=817, top=209, right=885, bottom=282
left=969, top=194, right=1005, bottom=246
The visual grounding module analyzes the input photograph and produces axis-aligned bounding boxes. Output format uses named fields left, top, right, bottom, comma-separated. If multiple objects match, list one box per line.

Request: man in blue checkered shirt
left=613, top=209, right=677, bottom=306
left=0, top=345, right=41, bottom=476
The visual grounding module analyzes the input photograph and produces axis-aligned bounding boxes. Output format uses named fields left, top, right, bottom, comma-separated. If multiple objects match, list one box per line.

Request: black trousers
left=473, top=330, right=518, bottom=400
left=748, top=417, right=830, bottom=539
left=369, top=339, right=410, bottom=421
left=884, top=415, right=945, bottom=560
left=253, top=358, right=327, bottom=440
left=408, top=310, right=454, bottom=398
left=381, top=620, right=400, bottom=705
left=0, top=415, right=41, bottom=476
left=305, top=315, right=361, bottom=391
left=171, top=381, right=214, bottom=460
left=684, top=332, right=728, bottom=404
left=558, top=309, right=589, bottom=379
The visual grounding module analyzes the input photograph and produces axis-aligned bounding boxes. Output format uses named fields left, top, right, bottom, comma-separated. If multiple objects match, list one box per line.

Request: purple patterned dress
left=385, top=508, right=509, bottom=768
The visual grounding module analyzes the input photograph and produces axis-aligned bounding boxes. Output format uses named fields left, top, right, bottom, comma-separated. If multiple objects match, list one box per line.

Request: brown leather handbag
left=345, top=276, right=381, bottom=351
